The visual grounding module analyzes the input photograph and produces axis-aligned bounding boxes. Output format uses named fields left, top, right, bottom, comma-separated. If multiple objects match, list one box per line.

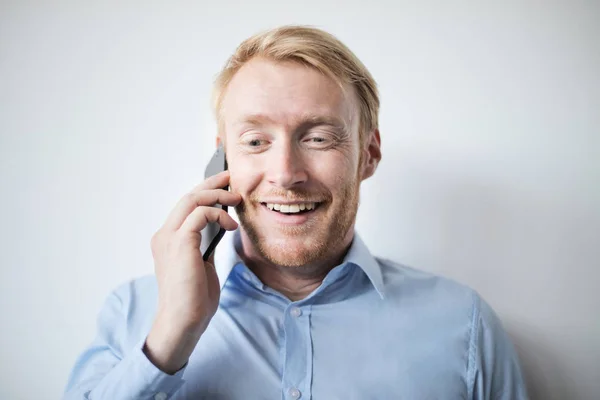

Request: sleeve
left=468, top=293, right=529, bottom=400
left=63, top=289, right=186, bottom=400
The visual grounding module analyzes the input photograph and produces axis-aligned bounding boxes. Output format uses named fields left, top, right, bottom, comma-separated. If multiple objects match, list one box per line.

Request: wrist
left=143, top=315, right=204, bottom=374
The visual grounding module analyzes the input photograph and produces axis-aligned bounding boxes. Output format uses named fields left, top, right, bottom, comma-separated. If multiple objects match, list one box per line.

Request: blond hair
left=212, top=25, right=379, bottom=143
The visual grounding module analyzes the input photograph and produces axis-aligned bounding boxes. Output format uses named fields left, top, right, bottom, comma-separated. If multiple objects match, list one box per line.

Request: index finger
left=162, top=171, right=238, bottom=231
left=195, top=170, right=231, bottom=191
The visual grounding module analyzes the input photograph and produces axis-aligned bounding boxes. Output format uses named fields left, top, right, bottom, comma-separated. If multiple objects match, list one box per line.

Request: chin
left=259, top=234, right=327, bottom=268
left=237, top=198, right=358, bottom=268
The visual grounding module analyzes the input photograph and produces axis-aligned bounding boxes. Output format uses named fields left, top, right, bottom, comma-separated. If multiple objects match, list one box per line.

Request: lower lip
left=259, top=204, right=319, bottom=225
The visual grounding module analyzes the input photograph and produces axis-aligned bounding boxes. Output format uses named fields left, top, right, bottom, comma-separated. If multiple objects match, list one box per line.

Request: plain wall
left=1, top=1, right=598, bottom=399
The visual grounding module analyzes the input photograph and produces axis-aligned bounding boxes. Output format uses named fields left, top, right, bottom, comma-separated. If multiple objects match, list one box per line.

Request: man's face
left=221, top=57, right=372, bottom=267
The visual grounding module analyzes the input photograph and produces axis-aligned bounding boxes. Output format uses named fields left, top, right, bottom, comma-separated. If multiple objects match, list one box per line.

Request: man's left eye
left=305, top=135, right=331, bottom=144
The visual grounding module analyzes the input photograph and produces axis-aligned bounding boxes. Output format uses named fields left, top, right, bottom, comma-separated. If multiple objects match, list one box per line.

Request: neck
left=237, top=228, right=355, bottom=301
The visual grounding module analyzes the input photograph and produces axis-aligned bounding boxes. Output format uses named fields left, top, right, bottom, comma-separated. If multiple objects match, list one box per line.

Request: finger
left=206, top=251, right=215, bottom=267
left=164, top=189, right=241, bottom=231
left=195, top=170, right=231, bottom=191
left=204, top=255, right=220, bottom=304
left=179, top=206, right=238, bottom=234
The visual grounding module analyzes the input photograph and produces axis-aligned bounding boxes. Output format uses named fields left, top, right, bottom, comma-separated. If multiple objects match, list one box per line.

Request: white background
left=1, top=1, right=599, bottom=399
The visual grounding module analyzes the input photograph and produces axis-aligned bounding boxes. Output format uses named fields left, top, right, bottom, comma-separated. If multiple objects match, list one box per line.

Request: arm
left=63, top=291, right=185, bottom=400
left=64, top=171, right=241, bottom=399
left=468, top=293, right=529, bottom=400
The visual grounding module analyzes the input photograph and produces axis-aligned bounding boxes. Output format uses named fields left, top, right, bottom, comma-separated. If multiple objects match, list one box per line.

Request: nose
left=266, top=142, right=308, bottom=189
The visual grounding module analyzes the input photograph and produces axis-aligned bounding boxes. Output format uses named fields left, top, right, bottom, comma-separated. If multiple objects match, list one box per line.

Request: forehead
left=221, top=58, right=358, bottom=130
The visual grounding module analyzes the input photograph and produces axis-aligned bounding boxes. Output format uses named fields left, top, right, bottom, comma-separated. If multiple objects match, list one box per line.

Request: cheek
left=228, top=157, right=262, bottom=195
left=310, top=151, right=358, bottom=191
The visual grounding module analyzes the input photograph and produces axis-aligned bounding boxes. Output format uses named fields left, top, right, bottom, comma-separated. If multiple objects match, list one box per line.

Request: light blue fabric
left=64, top=230, right=527, bottom=399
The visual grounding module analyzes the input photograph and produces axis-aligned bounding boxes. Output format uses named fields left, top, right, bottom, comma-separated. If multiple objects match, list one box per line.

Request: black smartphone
left=200, top=144, right=229, bottom=261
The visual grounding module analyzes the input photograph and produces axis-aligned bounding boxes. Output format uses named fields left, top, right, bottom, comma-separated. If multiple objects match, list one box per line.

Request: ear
left=216, top=135, right=222, bottom=148
left=360, top=129, right=381, bottom=181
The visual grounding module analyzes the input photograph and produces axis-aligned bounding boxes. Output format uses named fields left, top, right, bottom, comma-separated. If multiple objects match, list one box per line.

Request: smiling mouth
left=261, top=202, right=321, bottom=214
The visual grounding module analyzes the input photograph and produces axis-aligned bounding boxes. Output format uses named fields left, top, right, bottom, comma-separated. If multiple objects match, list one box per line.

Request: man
left=65, top=25, right=527, bottom=399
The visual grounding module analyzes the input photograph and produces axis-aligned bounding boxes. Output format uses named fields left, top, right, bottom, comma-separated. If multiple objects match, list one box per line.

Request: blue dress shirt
left=64, top=230, right=527, bottom=399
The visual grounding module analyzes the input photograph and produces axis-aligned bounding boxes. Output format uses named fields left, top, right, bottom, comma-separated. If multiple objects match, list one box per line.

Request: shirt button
left=154, top=393, right=168, bottom=400
left=288, top=387, right=301, bottom=399
left=290, top=307, right=302, bottom=318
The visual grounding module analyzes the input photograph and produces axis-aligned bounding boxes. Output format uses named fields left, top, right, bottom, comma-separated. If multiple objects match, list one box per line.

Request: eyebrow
left=234, top=113, right=349, bottom=133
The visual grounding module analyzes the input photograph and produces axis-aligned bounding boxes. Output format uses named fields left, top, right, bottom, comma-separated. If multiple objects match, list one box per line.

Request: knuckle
left=209, top=207, right=223, bottom=220
left=176, top=230, right=200, bottom=247
left=150, top=231, right=162, bottom=250
left=151, top=231, right=172, bottom=257
left=183, top=192, right=198, bottom=205
left=194, top=205, right=210, bottom=219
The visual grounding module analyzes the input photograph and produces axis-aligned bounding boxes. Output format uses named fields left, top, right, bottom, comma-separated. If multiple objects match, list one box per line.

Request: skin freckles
left=218, top=57, right=380, bottom=300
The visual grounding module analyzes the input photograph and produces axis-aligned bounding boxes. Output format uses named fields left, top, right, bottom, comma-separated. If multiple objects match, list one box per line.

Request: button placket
left=281, top=304, right=312, bottom=400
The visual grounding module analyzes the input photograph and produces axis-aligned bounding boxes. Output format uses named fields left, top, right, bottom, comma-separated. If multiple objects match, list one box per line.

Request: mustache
left=247, top=188, right=332, bottom=203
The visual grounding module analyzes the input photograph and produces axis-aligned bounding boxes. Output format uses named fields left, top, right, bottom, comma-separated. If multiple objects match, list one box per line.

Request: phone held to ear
left=200, top=144, right=228, bottom=261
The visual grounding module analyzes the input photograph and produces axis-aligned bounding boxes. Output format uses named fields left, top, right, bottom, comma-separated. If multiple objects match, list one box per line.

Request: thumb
left=204, top=253, right=221, bottom=304
left=205, top=251, right=216, bottom=270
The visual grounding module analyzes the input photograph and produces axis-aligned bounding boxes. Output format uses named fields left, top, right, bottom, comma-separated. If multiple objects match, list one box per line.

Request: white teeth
left=266, top=202, right=317, bottom=213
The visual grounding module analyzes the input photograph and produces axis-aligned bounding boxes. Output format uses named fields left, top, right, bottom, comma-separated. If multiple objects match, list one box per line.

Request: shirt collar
left=214, top=229, right=385, bottom=299
left=342, top=233, right=386, bottom=299
left=214, top=229, right=244, bottom=291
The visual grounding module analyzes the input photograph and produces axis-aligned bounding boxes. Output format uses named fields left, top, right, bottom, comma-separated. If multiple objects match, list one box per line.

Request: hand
left=144, top=170, right=241, bottom=374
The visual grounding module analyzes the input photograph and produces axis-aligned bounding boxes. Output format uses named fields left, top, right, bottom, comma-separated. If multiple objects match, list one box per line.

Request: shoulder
left=98, top=275, right=158, bottom=345
left=375, top=258, right=524, bottom=388
left=373, top=257, right=507, bottom=343
left=376, top=257, right=482, bottom=310
left=109, top=274, right=158, bottom=304
left=107, top=274, right=159, bottom=319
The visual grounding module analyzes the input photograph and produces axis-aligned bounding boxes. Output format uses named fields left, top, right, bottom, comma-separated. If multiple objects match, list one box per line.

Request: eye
left=239, top=134, right=269, bottom=153
left=303, top=133, right=334, bottom=149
